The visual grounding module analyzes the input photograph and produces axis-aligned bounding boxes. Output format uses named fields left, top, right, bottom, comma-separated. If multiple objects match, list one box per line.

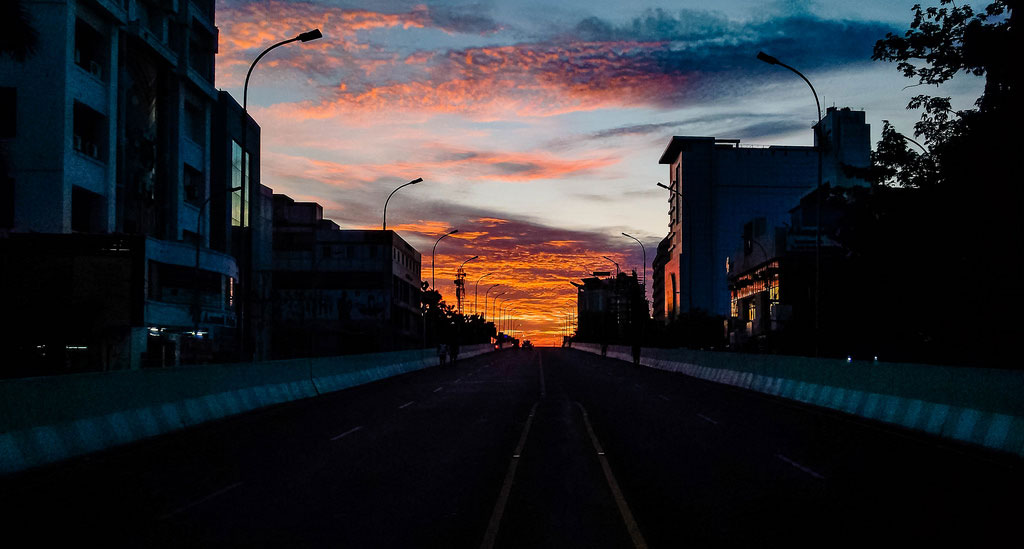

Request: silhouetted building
left=656, top=107, right=870, bottom=322
left=270, top=194, right=423, bottom=357
left=0, top=0, right=263, bottom=376
left=726, top=187, right=851, bottom=354
left=574, top=271, right=645, bottom=344
left=651, top=235, right=671, bottom=323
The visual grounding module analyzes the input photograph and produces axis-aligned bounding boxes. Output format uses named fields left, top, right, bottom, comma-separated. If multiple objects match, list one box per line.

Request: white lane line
left=330, top=426, right=364, bottom=441
left=697, top=413, right=719, bottom=425
left=659, top=395, right=670, bottom=402
left=399, top=401, right=415, bottom=409
left=433, top=386, right=444, bottom=393
left=575, top=402, right=648, bottom=549
left=159, top=481, right=244, bottom=520
left=776, top=454, right=826, bottom=480
left=480, top=402, right=540, bottom=549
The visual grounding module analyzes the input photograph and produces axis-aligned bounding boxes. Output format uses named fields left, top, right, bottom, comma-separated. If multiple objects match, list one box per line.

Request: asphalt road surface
left=2, top=348, right=1021, bottom=547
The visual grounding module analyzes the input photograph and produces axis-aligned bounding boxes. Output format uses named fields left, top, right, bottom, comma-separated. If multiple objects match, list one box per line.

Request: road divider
left=0, top=343, right=497, bottom=474
left=572, top=343, right=1024, bottom=458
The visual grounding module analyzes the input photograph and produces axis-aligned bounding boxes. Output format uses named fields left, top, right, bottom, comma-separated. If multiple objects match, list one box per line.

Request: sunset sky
left=214, top=0, right=984, bottom=345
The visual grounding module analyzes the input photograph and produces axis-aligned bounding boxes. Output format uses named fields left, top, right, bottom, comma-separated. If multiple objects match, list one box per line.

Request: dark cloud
left=426, top=5, right=504, bottom=35
left=588, top=121, right=687, bottom=140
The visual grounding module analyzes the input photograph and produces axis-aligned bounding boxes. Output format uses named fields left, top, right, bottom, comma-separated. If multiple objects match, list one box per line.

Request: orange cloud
left=378, top=216, right=650, bottom=347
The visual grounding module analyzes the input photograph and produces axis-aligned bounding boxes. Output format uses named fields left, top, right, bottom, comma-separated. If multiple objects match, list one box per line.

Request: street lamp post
left=483, top=284, right=500, bottom=321
left=474, top=273, right=494, bottom=316
left=622, top=232, right=648, bottom=321
left=492, top=292, right=507, bottom=325
left=757, top=51, right=822, bottom=356
left=432, top=229, right=458, bottom=289
left=602, top=256, right=619, bottom=276
left=239, top=28, right=322, bottom=361
left=382, top=177, right=423, bottom=230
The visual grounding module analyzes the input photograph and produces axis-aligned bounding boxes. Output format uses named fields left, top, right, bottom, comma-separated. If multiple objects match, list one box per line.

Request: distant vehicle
left=522, top=340, right=533, bottom=350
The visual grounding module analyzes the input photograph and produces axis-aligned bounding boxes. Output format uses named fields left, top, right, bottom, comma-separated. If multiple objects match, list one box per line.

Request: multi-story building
left=0, top=0, right=263, bottom=376
left=655, top=107, right=870, bottom=321
left=270, top=194, right=424, bottom=357
left=573, top=271, right=646, bottom=345
left=651, top=235, right=671, bottom=323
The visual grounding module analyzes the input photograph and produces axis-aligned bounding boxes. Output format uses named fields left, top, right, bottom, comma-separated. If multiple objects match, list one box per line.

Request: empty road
left=2, top=348, right=1021, bottom=547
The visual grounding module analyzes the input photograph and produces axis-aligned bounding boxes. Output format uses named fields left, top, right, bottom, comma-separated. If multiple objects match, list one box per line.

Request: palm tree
left=0, top=0, right=40, bottom=62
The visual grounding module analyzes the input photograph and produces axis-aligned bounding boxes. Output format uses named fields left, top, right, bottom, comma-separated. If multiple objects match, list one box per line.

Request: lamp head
left=409, top=177, right=423, bottom=184
left=298, top=29, right=323, bottom=42
left=656, top=182, right=670, bottom=190
left=470, top=255, right=479, bottom=260
left=756, top=51, right=780, bottom=65
left=449, top=229, right=459, bottom=235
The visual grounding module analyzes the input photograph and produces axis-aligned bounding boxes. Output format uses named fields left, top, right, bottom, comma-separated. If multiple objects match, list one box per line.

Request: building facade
left=574, top=271, right=646, bottom=345
left=655, top=107, right=870, bottom=321
left=270, top=194, right=423, bottom=357
left=0, top=0, right=263, bottom=375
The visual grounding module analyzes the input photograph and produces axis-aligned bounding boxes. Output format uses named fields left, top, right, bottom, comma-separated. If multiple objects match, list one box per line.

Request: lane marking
left=659, top=395, right=670, bottom=402
left=575, top=402, right=648, bottom=549
left=433, top=386, right=444, bottom=393
left=330, top=426, right=364, bottom=441
left=480, top=402, right=540, bottom=549
left=159, top=481, right=244, bottom=520
left=697, top=413, right=719, bottom=425
left=455, top=378, right=463, bottom=383
left=776, top=454, right=826, bottom=480
left=399, top=401, right=415, bottom=409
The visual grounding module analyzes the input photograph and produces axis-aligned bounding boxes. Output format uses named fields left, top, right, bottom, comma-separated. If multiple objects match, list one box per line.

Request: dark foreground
left=2, top=348, right=1021, bottom=547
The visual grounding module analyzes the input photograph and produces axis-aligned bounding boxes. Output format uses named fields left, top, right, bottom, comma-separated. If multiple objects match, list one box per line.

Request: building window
left=0, top=87, right=14, bottom=138
left=184, top=102, right=204, bottom=143
left=73, top=102, right=107, bottom=162
left=188, top=24, right=215, bottom=82
left=71, top=186, right=105, bottom=233
left=747, top=301, right=757, bottom=322
left=231, top=141, right=249, bottom=227
left=184, top=165, right=204, bottom=206
left=74, top=19, right=107, bottom=81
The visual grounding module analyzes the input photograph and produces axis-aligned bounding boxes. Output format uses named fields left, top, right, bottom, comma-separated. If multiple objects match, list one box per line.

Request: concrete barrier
left=0, top=343, right=496, bottom=475
left=574, top=345, right=1024, bottom=458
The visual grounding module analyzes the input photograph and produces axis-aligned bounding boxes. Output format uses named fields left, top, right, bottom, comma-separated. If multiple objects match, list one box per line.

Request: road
left=2, top=348, right=1021, bottom=547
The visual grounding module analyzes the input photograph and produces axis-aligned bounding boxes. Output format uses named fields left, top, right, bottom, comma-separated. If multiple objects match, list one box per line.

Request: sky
left=214, top=0, right=985, bottom=345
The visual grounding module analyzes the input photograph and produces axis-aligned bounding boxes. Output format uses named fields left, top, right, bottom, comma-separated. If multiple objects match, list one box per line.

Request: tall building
left=0, top=0, right=263, bottom=376
left=573, top=271, right=646, bottom=345
left=270, top=194, right=424, bottom=357
left=655, top=107, right=870, bottom=321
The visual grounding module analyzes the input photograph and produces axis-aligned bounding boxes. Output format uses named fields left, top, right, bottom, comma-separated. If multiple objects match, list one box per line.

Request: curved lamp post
left=491, top=291, right=507, bottom=324
left=622, top=232, right=648, bottom=319
left=383, top=177, right=423, bottom=230
left=483, top=284, right=499, bottom=319
left=474, top=273, right=494, bottom=316
left=239, top=28, right=322, bottom=360
left=431, top=229, right=458, bottom=289
left=602, top=255, right=619, bottom=276
left=757, top=50, right=822, bottom=356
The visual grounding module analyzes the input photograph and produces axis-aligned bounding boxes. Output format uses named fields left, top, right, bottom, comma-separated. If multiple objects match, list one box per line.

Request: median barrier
left=0, top=343, right=497, bottom=474
left=573, top=345, right=1024, bottom=458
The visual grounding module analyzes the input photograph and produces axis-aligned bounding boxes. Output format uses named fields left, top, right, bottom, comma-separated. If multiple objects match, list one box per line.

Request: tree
left=861, top=1, right=1020, bottom=367
left=0, top=0, right=39, bottom=62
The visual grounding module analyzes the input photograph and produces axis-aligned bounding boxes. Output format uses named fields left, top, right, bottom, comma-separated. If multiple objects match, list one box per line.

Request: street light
left=602, top=256, right=620, bottom=276
left=382, top=177, right=423, bottom=230
left=239, top=28, right=322, bottom=360
left=432, top=228, right=458, bottom=289
left=193, top=186, right=243, bottom=339
left=492, top=291, right=507, bottom=324
left=483, top=284, right=500, bottom=321
left=474, top=273, right=494, bottom=316
left=757, top=50, right=822, bottom=356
